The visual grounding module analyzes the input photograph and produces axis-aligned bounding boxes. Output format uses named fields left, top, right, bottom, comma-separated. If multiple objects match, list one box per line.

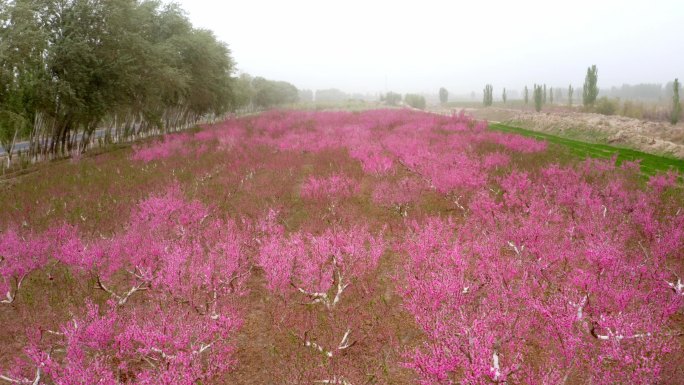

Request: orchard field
left=1, top=109, right=683, bottom=384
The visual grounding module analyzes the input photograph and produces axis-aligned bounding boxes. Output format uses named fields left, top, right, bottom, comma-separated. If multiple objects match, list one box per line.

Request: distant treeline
left=471, top=70, right=680, bottom=123
left=233, top=74, right=299, bottom=109
left=601, top=83, right=678, bottom=102
left=292, top=88, right=379, bottom=104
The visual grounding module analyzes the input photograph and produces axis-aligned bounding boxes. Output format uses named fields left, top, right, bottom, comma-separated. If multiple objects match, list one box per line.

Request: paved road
left=0, top=140, right=30, bottom=155
left=0, top=128, right=108, bottom=156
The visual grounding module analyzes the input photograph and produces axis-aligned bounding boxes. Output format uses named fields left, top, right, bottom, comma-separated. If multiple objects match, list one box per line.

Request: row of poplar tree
left=481, top=66, right=680, bottom=124
left=483, top=66, right=599, bottom=110
left=0, top=0, right=279, bottom=165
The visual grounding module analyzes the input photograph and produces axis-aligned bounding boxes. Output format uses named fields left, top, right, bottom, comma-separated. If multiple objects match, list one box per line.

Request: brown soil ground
left=433, top=107, right=684, bottom=159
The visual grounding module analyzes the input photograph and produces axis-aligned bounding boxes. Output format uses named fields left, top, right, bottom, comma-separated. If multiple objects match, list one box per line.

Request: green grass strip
left=489, top=123, right=684, bottom=175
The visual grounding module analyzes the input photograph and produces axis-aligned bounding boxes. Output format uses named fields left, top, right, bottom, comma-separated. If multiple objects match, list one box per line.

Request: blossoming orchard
left=1, top=109, right=683, bottom=384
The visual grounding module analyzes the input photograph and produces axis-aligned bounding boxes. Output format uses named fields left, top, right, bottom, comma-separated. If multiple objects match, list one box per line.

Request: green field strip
left=489, top=123, right=684, bottom=175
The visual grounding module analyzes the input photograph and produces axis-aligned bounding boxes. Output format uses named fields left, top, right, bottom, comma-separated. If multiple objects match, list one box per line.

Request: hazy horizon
left=173, top=0, right=682, bottom=95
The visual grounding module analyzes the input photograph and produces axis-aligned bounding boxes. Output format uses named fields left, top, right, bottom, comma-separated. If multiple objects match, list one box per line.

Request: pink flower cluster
left=131, top=133, right=207, bottom=162
left=3, top=109, right=682, bottom=383
left=1, top=184, right=249, bottom=383
left=8, top=300, right=241, bottom=385
left=301, top=173, right=360, bottom=201
left=372, top=177, right=426, bottom=210
left=171, top=110, right=547, bottom=183
left=256, top=210, right=385, bottom=301
left=399, top=159, right=684, bottom=384
left=0, top=227, right=51, bottom=304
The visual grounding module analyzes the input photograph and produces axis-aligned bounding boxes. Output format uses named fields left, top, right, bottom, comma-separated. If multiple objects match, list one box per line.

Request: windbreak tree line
left=0, top=0, right=243, bottom=164
left=229, top=73, right=300, bottom=111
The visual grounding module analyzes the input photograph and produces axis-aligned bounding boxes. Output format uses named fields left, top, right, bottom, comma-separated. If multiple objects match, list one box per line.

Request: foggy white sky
left=173, top=0, right=682, bottom=95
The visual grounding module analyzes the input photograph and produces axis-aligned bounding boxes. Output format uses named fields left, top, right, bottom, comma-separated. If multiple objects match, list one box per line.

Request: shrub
left=594, top=96, right=618, bottom=115
left=404, top=94, right=426, bottom=109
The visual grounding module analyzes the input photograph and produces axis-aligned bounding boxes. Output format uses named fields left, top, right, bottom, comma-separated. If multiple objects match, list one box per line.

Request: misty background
left=174, top=0, right=682, bottom=99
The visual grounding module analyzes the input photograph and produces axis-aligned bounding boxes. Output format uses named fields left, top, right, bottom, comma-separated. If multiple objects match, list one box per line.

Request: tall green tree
left=583, top=64, right=599, bottom=108
left=524, top=86, right=529, bottom=105
left=0, top=110, right=27, bottom=167
left=568, top=85, right=574, bottom=107
left=502, top=88, right=507, bottom=104
left=672, top=78, right=681, bottom=125
left=543, top=84, right=547, bottom=104
left=439, top=87, right=448, bottom=104
left=0, top=0, right=51, bottom=163
left=534, top=84, right=543, bottom=112
left=483, top=84, right=493, bottom=107
left=549, top=87, right=554, bottom=104
left=231, top=73, right=255, bottom=111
